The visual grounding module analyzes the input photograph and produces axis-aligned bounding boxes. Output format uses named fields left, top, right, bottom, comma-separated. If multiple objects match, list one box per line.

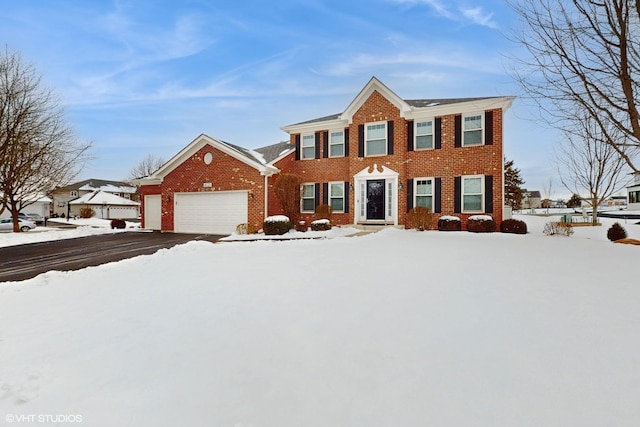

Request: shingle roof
left=254, top=141, right=294, bottom=163
left=55, top=179, right=134, bottom=192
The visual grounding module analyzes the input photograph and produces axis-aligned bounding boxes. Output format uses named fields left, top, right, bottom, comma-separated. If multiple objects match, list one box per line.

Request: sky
left=2, top=0, right=623, bottom=198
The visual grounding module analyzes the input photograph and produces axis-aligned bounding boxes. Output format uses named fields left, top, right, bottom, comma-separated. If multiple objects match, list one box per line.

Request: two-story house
left=137, top=77, right=514, bottom=234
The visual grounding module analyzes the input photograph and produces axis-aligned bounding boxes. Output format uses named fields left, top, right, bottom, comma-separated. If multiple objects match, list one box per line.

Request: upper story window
left=414, top=178, right=433, bottom=210
left=301, top=134, right=315, bottom=159
left=301, top=183, right=315, bottom=212
left=463, top=114, right=483, bottom=146
left=462, top=175, right=484, bottom=212
left=415, top=120, right=433, bottom=150
left=70, top=191, right=78, bottom=197
left=366, top=122, right=387, bottom=156
left=329, top=130, right=345, bottom=157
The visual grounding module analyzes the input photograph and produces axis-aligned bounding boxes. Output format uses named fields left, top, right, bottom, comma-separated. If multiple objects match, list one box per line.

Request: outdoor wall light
left=398, top=182, right=404, bottom=190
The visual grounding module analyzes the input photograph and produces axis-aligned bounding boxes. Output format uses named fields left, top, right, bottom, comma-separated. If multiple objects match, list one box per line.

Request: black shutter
left=387, top=120, right=394, bottom=155
left=358, top=124, right=365, bottom=157
left=322, top=182, right=328, bottom=205
left=344, top=128, right=350, bottom=156
left=407, top=179, right=414, bottom=212
left=323, top=131, right=329, bottom=158
left=314, top=183, right=320, bottom=210
left=435, top=117, right=442, bottom=149
left=314, top=132, right=321, bottom=159
left=344, top=181, right=350, bottom=213
left=454, top=176, right=461, bottom=213
left=485, top=175, right=494, bottom=213
left=434, top=177, right=442, bottom=213
left=485, top=111, right=494, bottom=145
left=407, top=120, right=414, bottom=151
left=294, top=134, right=300, bottom=160
left=454, top=115, right=462, bottom=147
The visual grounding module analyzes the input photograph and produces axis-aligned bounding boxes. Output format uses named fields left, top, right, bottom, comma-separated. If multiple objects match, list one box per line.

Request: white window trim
left=70, top=191, right=78, bottom=197
left=462, top=113, right=484, bottom=147
left=301, top=183, right=315, bottom=213
left=328, top=181, right=345, bottom=213
left=414, top=177, right=434, bottom=209
left=462, top=174, right=484, bottom=213
left=365, top=121, right=387, bottom=157
left=328, top=130, right=345, bottom=158
left=301, top=134, right=315, bottom=160
left=414, top=119, right=434, bottom=150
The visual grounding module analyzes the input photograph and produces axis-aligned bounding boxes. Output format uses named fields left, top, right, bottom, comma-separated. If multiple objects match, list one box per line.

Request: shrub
left=263, top=215, right=292, bottom=235
left=79, top=207, right=95, bottom=218
left=407, top=206, right=433, bottom=231
left=543, top=221, right=574, bottom=237
left=438, top=216, right=461, bottom=231
left=295, top=221, right=308, bottom=232
left=110, top=219, right=126, bottom=229
left=273, top=173, right=303, bottom=226
left=500, top=218, right=528, bottom=234
left=310, top=219, right=331, bottom=231
left=315, top=204, right=333, bottom=221
left=236, top=223, right=249, bottom=235
left=467, top=215, right=496, bottom=233
left=607, top=222, right=627, bottom=242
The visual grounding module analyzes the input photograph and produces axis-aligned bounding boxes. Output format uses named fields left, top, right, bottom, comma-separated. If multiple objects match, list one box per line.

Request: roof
left=526, top=191, right=542, bottom=198
left=69, top=190, right=140, bottom=206
left=254, top=141, right=295, bottom=163
left=55, top=179, right=136, bottom=193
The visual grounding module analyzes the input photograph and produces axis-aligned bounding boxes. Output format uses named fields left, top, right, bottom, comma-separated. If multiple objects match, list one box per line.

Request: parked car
left=18, top=213, right=36, bottom=221
left=25, top=213, right=44, bottom=225
left=0, top=218, right=37, bottom=232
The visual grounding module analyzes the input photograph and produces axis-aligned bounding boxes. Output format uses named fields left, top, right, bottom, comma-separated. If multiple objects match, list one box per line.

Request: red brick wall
left=139, top=184, right=162, bottom=229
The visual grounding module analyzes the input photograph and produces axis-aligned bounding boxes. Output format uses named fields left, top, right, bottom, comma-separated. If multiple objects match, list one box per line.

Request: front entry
left=366, top=179, right=385, bottom=220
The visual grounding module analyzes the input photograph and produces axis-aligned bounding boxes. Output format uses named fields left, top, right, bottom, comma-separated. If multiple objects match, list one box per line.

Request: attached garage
left=144, top=195, right=162, bottom=230
left=174, top=191, right=248, bottom=234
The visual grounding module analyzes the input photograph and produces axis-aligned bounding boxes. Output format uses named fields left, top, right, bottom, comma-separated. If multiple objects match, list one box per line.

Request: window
left=463, top=114, right=483, bottom=146
left=301, top=183, right=315, bottom=212
left=366, top=122, right=387, bottom=156
left=70, top=191, right=78, bottom=197
left=462, top=176, right=483, bottom=212
left=629, top=190, right=640, bottom=204
left=329, top=130, right=345, bottom=157
left=329, top=182, right=344, bottom=212
left=301, top=134, right=315, bottom=159
left=415, top=120, right=433, bottom=150
left=414, top=178, right=433, bottom=210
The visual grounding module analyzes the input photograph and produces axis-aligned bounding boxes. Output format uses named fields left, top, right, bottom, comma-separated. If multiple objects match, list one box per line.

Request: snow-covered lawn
left=1, top=215, right=639, bottom=426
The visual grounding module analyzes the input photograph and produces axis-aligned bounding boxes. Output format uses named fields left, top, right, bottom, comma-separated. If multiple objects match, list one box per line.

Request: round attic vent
left=203, top=152, right=213, bottom=165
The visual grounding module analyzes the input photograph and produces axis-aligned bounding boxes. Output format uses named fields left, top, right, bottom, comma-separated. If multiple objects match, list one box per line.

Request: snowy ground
left=1, top=215, right=639, bottom=426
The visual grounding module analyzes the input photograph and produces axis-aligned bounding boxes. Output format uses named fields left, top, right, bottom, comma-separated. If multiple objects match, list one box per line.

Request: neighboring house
left=69, top=190, right=140, bottom=219
left=137, top=77, right=514, bottom=233
left=51, top=179, right=137, bottom=217
left=522, top=190, right=542, bottom=210
left=627, top=172, right=640, bottom=211
left=0, top=193, right=52, bottom=219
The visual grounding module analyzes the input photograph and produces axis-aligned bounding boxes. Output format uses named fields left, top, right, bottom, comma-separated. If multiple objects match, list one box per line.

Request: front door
left=366, top=179, right=385, bottom=220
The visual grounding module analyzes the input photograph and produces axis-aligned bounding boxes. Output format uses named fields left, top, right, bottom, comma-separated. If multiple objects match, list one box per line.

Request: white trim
left=328, top=129, right=345, bottom=158
left=301, top=133, right=316, bottom=160
left=365, top=121, right=387, bottom=157
left=414, top=119, right=435, bottom=151
left=462, top=113, right=484, bottom=147
left=353, top=164, right=399, bottom=225
left=462, top=175, right=485, bottom=213
left=328, top=181, right=345, bottom=213
left=341, top=77, right=411, bottom=124
left=301, top=183, right=315, bottom=213
left=413, top=177, right=434, bottom=210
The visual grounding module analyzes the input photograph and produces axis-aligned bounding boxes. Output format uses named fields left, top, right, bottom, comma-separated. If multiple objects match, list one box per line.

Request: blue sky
left=3, top=0, right=564, bottom=195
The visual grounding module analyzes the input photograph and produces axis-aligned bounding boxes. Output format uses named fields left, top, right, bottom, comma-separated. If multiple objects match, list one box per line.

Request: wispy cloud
left=388, top=0, right=499, bottom=28
left=460, top=6, right=498, bottom=29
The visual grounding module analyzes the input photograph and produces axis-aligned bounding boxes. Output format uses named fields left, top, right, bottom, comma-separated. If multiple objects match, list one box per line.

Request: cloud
left=460, top=6, right=498, bottom=29
left=388, top=0, right=498, bottom=28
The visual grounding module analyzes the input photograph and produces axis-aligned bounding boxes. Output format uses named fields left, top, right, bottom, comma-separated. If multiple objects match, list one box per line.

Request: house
left=0, top=193, right=52, bottom=219
left=627, top=172, right=640, bottom=211
left=69, top=190, right=141, bottom=219
left=137, top=77, right=514, bottom=233
left=522, top=190, right=542, bottom=210
left=51, top=179, right=138, bottom=218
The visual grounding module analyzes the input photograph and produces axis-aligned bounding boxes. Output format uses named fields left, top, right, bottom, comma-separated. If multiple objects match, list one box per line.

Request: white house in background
left=69, top=190, right=140, bottom=219
left=0, top=193, right=52, bottom=219
left=627, top=172, right=640, bottom=211
left=51, top=179, right=137, bottom=217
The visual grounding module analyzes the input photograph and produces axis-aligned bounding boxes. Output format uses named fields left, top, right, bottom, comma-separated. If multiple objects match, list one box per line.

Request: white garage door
left=144, top=195, right=162, bottom=230
left=174, top=191, right=248, bottom=234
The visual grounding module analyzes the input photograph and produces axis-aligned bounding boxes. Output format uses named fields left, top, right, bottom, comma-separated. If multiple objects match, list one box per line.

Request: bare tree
left=0, top=48, right=90, bottom=231
left=128, top=153, right=166, bottom=181
left=556, top=114, right=631, bottom=224
left=273, top=173, right=303, bottom=226
left=508, top=0, right=640, bottom=172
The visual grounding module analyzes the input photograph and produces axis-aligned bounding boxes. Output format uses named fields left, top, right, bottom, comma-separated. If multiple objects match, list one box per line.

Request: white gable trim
left=341, top=77, right=411, bottom=124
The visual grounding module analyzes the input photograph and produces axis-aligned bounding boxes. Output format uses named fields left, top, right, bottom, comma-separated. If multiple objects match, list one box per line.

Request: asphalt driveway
left=0, top=232, right=225, bottom=283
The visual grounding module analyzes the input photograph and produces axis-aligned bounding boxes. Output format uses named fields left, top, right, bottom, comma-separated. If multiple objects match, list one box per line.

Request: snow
left=264, top=215, right=290, bottom=223
left=69, top=190, right=140, bottom=206
left=311, top=218, right=330, bottom=224
left=439, top=215, right=461, bottom=221
left=469, top=214, right=494, bottom=221
left=1, top=214, right=639, bottom=426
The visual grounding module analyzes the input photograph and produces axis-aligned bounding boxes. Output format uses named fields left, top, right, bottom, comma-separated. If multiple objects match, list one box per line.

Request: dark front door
left=366, top=179, right=385, bottom=220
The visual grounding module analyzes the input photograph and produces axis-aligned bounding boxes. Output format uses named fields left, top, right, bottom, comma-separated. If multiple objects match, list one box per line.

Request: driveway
left=0, top=232, right=225, bottom=283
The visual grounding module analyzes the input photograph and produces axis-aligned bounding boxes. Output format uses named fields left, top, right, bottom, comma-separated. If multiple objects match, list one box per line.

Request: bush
left=295, top=221, right=308, bottom=232
left=110, top=219, right=126, bottom=229
left=310, top=219, right=331, bottom=231
left=467, top=215, right=496, bottom=233
left=407, top=206, right=433, bottom=231
left=263, top=215, right=292, bottom=235
left=607, top=222, right=627, bottom=242
left=438, top=216, right=461, bottom=231
left=500, top=218, right=528, bottom=234
left=315, top=204, right=333, bottom=221
left=543, top=221, right=574, bottom=237
left=79, top=207, right=95, bottom=218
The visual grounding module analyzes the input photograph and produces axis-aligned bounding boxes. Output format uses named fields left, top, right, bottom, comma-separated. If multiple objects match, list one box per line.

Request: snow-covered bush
left=110, top=219, right=126, bottom=229
left=263, top=215, right=292, bottom=235
left=607, top=222, right=627, bottom=242
left=438, top=215, right=461, bottom=231
left=500, top=218, right=527, bottom=234
left=310, top=218, right=331, bottom=231
left=407, top=206, right=433, bottom=231
left=467, top=215, right=496, bottom=233
left=295, top=221, right=307, bottom=232
left=543, top=221, right=574, bottom=237
left=80, top=207, right=95, bottom=218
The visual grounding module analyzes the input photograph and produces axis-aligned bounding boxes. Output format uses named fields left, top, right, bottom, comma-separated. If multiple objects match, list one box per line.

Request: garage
left=174, top=191, right=248, bottom=234
left=144, top=195, right=162, bottom=230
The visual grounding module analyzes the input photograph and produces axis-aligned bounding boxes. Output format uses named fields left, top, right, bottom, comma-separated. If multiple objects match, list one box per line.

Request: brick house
left=137, top=77, right=514, bottom=233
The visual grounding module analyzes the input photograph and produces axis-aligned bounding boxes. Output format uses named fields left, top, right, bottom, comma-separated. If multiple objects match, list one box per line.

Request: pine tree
left=566, top=193, right=582, bottom=209
left=504, top=159, right=525, bottom=211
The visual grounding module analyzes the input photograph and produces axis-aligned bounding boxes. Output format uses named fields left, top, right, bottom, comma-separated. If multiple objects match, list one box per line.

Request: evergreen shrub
left=500, top=218, right=528, bottom=234
left=607, top=222, right=627, bottom=242
left=263, top=215, right=292, bottom=235
left=467, top=215, right=496, bottom=233
left=110, top=219, right=126, bottom=229
left=310, top=219, right=331, bottom=231
left=438, top=216, right=461, bottom=231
